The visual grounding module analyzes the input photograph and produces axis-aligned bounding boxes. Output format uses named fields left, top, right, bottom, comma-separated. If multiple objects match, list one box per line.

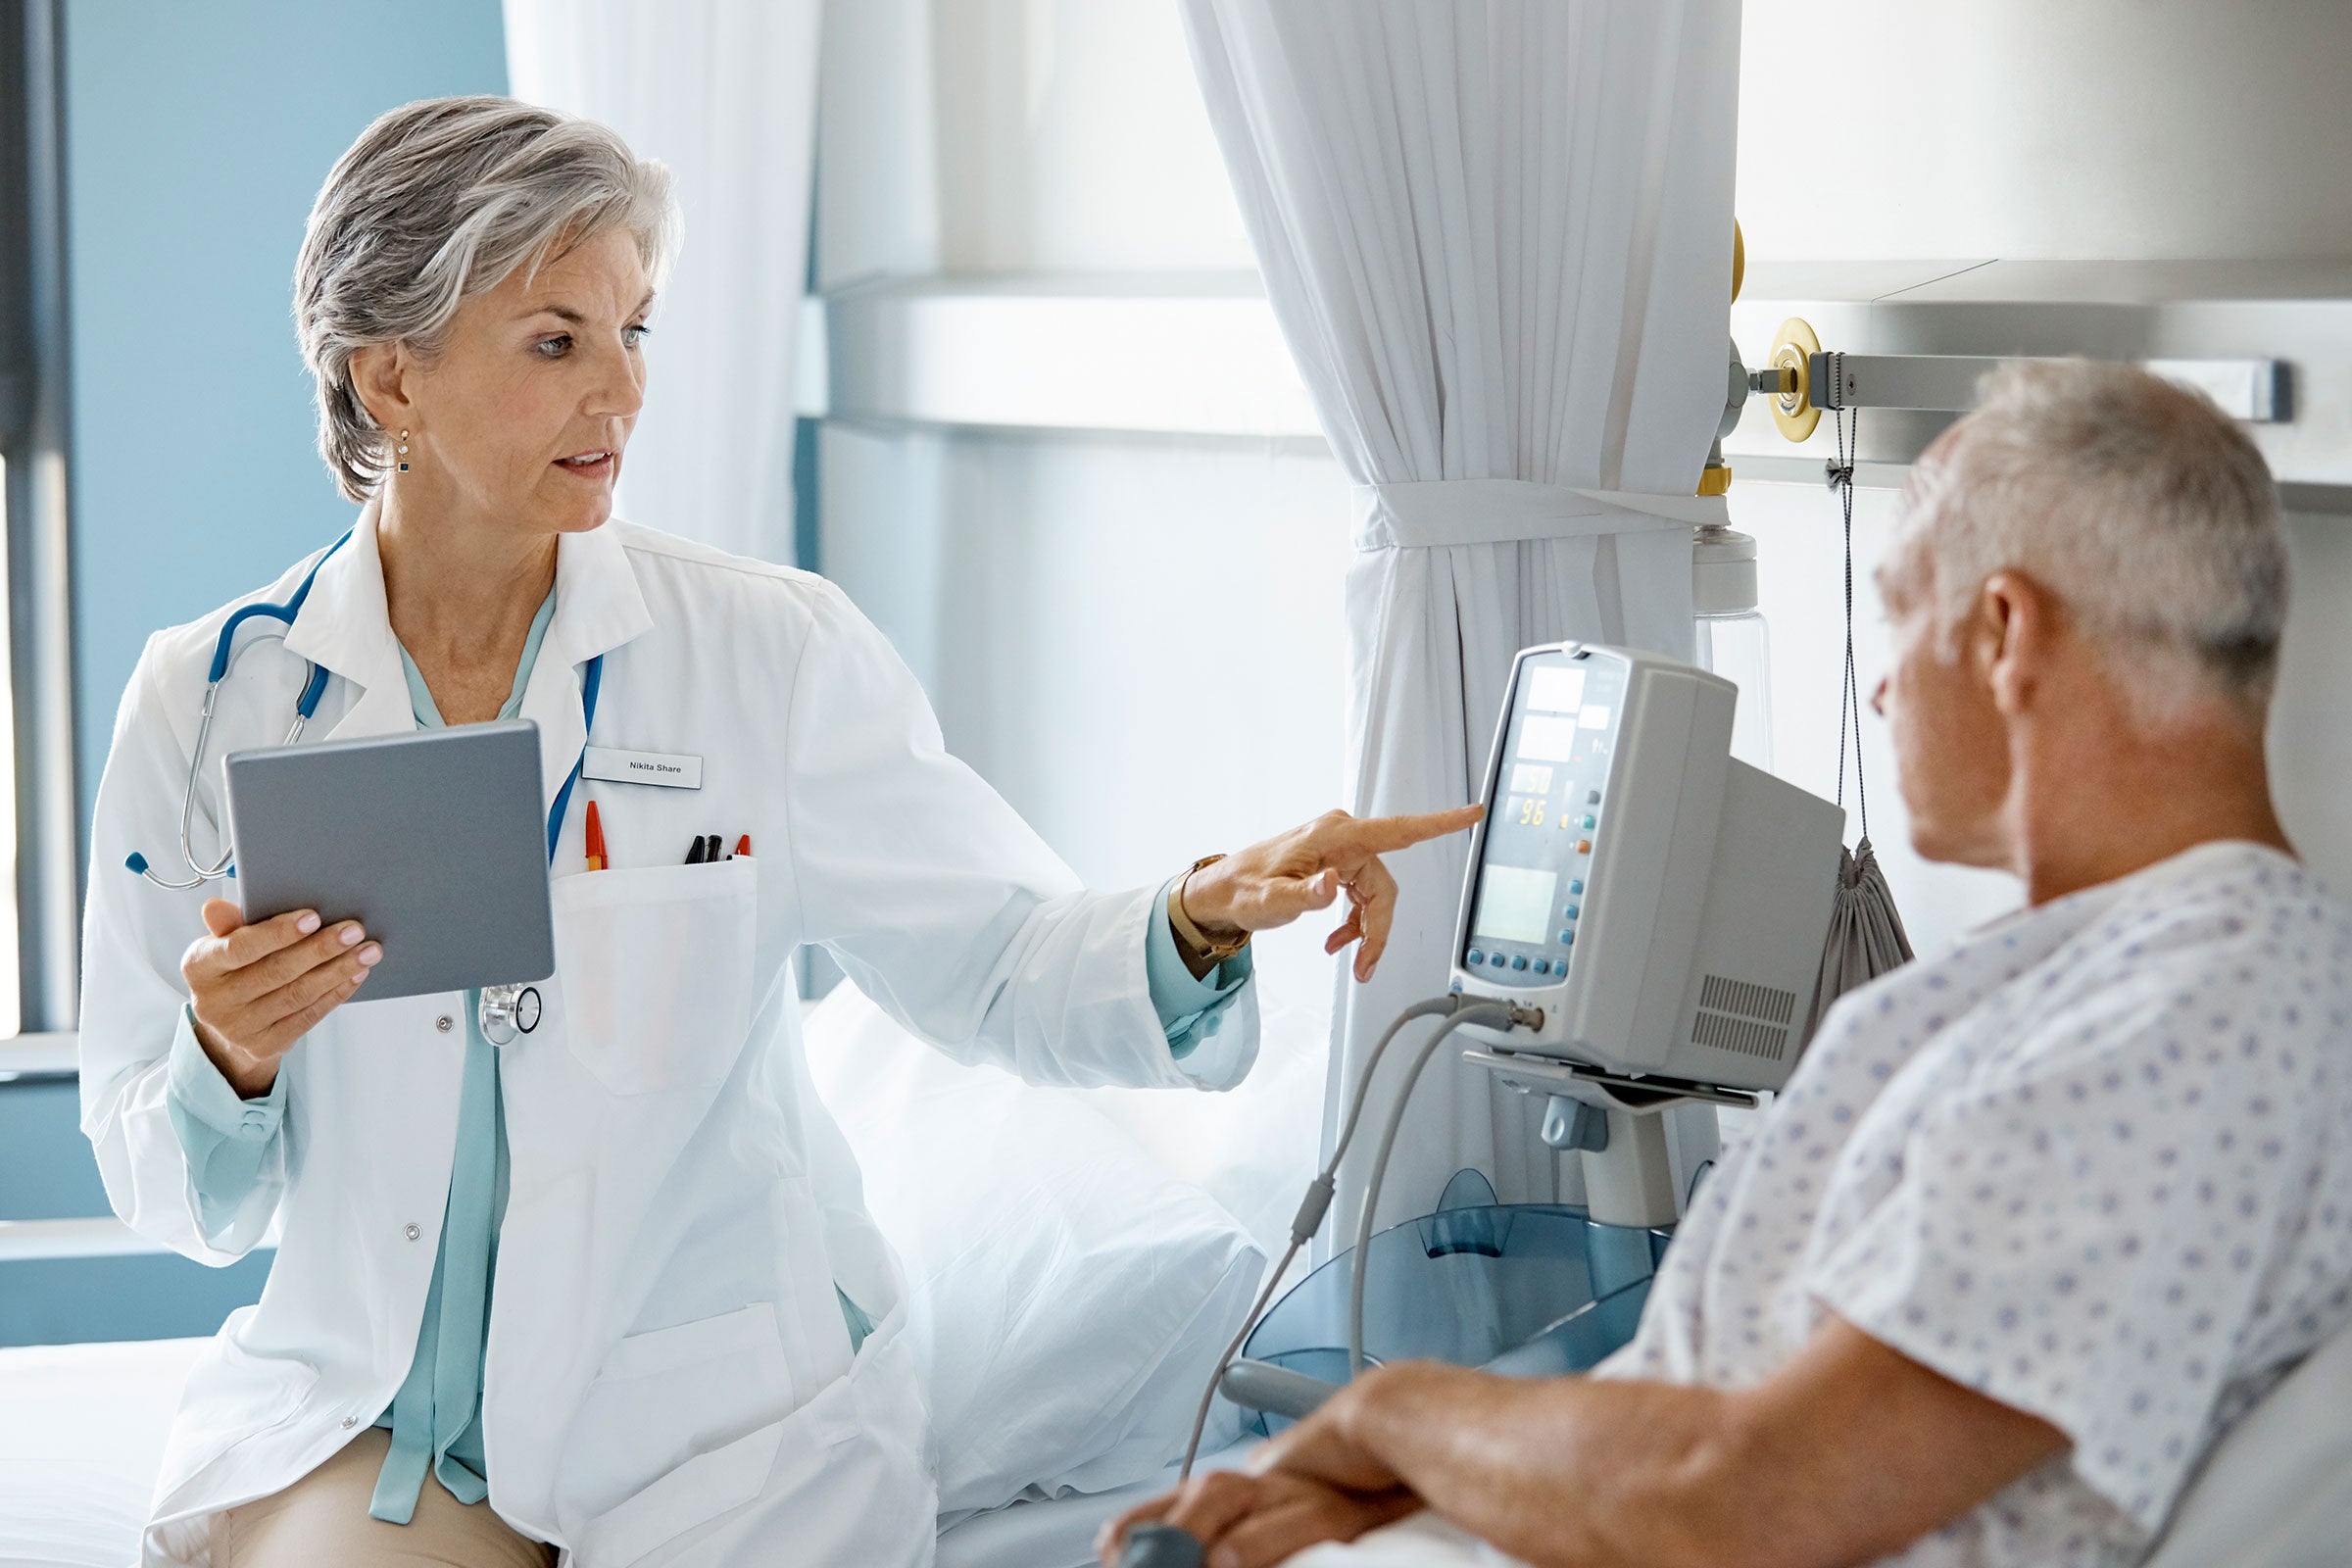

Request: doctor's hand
left=1179, top=805, right=1484, bottom=982
left=181, top=899, right=381, bottom=1099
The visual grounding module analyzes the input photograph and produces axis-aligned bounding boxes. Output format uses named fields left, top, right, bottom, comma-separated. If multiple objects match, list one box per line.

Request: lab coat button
left=404, top=1223, right=421, bottom=1242
left=341, top=1415, right=358, bottom=1429
left=435, top=1015, right=454, bottom=1033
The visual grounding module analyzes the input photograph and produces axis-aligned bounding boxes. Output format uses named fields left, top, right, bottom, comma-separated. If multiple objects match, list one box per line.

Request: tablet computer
left=223, top=719, right=556, bottom=1003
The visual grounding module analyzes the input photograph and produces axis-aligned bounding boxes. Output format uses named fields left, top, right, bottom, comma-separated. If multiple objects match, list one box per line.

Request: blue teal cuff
left=166, top=1006, right=284, bottom=1230
left=167, top=1006, right=285, bottom=1139
left=1146, top=878, right=1251, bottom=1063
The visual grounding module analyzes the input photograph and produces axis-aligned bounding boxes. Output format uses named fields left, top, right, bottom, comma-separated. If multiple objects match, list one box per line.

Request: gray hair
left=1885, top=358, right=2288, bottom=719
left=294, top=95, right=679, bottom=502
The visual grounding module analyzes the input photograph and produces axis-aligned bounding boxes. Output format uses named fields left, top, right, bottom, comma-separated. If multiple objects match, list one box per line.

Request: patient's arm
left=1106, top=1315, right=2066, bottom=1568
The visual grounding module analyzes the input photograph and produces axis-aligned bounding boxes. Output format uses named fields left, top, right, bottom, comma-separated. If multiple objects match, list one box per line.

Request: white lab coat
left=78, top=516, right=1258, bottom=1567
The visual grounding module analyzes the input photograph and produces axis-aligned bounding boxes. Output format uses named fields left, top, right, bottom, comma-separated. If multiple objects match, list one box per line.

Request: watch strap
left=1170, top=855, right=1250, bottom=963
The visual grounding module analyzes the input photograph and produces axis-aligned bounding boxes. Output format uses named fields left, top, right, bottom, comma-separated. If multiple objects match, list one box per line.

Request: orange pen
left=733, top=834, right=752, bottom=858
left=585, top=800, right=609, bottom=870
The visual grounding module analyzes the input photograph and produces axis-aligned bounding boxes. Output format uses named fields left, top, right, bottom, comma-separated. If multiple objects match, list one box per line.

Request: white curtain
left=504, top=0, right=821, bottom=563
left=1181, top=0, right=1742, bottom=1232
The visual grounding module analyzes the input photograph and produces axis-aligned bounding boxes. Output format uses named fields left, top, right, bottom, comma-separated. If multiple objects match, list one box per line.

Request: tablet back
left=224, top=719, right=555, bottom=1002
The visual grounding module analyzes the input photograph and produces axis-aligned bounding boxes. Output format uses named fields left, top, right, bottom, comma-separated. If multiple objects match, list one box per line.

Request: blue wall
left=0, top=1078, right=274, bottom=1345
left=18, top=0, right=506, bottom=1346
left=65, top=0, right=508, bottom=825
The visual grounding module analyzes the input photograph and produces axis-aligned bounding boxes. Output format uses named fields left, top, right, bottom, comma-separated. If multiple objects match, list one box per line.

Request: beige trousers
left=215, top=1428, right=556, bottom=1568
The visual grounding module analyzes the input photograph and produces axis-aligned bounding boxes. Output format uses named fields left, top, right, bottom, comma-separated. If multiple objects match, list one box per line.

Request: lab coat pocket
left=552, top=858, right=756, bottom=1096
left=564, top=1302, right=796, bottom=1558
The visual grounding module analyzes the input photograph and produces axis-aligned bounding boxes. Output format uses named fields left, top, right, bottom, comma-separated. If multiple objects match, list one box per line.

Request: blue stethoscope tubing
left=127, top=529, right=603, bottom=887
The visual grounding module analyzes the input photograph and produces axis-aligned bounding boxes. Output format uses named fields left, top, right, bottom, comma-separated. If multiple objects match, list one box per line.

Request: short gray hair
left=294, top=96, right=679, bottom=502
left=1885, top=358, right=2288, bottom=718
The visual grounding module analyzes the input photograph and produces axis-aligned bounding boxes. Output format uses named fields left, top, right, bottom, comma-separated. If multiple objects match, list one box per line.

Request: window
left=2, top=0, right=78, bottom=1038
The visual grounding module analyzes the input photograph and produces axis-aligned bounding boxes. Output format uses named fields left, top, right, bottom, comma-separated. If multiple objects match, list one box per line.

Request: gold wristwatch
left=1170, top=854, right=1251, bottom=963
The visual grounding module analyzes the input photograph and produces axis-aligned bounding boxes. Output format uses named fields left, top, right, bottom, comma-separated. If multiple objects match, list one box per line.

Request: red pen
left=585, top=801, right=608, bottom=871
left=733, top=834, right=752, bottom=859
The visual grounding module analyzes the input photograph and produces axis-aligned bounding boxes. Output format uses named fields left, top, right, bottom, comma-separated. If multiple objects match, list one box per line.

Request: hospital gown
left=1592, top=839, right=2352, bottom=1567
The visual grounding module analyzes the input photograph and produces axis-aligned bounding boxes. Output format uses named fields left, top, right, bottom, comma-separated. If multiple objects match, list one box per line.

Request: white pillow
left=1078, top=991, right=1330, bottom=1265
left=802, top=984, right=1267, bottom=1515
left=2140, top=1324, right=2352, bottom=1568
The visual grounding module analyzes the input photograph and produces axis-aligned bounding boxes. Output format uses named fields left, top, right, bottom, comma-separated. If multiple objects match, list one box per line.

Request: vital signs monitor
left=1180, top=642, right=1851, bottom=1473
left=1452, top=642, right=1843, bottom=1091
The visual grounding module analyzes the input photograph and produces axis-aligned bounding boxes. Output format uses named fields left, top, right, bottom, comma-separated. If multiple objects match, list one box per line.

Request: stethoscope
left=124, top=528, right=605, bottom=1048
left=127, top=530, right=356, bottom=891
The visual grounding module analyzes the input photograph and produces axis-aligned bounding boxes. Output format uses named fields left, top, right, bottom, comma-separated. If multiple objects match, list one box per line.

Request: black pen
left=685, top=835, right=707, bottom=864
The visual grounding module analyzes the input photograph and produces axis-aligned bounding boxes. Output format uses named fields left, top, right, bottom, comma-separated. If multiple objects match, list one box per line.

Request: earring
left=397, top=429, right=412, bottom=473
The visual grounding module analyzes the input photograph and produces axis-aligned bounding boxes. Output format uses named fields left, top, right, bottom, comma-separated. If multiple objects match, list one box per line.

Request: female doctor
left=79, top=98, right=1476, bottom=1568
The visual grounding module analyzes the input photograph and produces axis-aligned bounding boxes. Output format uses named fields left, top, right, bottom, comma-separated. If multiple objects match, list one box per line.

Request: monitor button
left=1559, top=931, right=1576, bottom=946
left=1511, top=955, right=1528, bottom=971
left=1570, top=879, right=1585, bottom=895
left=1466, top=949, right=1484, bottom=966
left=1490, top=953, right=1508, bottom=967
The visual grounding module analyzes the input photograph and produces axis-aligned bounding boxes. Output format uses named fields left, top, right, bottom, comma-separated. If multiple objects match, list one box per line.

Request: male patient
left=1104, top=360, right=2352, bottom=1568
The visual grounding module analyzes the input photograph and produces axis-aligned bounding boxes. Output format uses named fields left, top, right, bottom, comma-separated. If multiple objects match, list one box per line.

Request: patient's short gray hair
left=295, top=96, right=678, bottom=502
left=1886, top=359, right=2287, bottom=719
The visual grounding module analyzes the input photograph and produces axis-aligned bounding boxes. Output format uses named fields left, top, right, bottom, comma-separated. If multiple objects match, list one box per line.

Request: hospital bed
left=0, top=984, right=1312, bottom=1567
left=0, top=1334, right=1255, bottom=1568
left=12, top=1322, right=2350, bottom=1568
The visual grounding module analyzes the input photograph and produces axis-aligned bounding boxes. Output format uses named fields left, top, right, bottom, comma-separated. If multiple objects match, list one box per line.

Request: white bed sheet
left=0, top=1336, right=1251, bottom=1568
left=936, top=1442, right=1254, bottom=1568
left=0, top=1336, right=196, bottom=1568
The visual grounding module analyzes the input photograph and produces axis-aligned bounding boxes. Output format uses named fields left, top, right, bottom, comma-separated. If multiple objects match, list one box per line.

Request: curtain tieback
left=1352, top=479, right=1729, bottom=551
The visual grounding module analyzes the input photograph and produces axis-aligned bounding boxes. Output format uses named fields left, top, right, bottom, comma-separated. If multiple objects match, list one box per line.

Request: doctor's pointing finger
left=1179, top=806, right=1489, bottom=983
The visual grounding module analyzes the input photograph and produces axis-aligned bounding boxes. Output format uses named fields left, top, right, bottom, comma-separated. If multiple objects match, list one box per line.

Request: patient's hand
left=1099, top=1468, right=1420, bottom=1568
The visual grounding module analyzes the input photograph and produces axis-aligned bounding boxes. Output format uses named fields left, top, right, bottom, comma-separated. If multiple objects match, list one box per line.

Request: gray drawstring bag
left=1807, top=836, right=1914, bottom=1040
left=1805, top=412, right=1914, bottom=1041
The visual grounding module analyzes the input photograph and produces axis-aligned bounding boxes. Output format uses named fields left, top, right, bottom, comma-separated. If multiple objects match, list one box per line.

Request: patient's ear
left=1977, top=571, right=2058, bottom=717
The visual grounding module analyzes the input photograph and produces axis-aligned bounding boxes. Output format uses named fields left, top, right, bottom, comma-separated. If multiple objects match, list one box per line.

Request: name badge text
left=581, top=747, right=704, bottom=790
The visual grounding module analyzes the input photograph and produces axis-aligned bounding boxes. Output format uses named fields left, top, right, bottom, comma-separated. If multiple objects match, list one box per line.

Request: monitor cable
left=1176, top=993, right=1533, bottom=1480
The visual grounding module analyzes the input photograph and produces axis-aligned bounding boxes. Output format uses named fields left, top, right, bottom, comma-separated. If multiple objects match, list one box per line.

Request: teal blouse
left=165, top=592, right=1250, bottom=1523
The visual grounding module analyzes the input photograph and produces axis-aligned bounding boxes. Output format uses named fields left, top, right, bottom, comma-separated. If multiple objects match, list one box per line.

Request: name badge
left=582, top=747, right=704, bottom=790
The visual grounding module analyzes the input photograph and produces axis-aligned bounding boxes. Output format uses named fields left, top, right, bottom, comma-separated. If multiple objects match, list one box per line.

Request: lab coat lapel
left=281, top=513, right=414, bottom=744
left=524, top=522, right=654, bottom=829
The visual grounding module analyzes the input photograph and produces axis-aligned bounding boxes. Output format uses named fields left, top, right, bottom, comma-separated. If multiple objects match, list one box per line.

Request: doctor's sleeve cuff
left=1146, top=878, right=1252, bottom=1076
left=166, top=1005, right=286, bottom=1228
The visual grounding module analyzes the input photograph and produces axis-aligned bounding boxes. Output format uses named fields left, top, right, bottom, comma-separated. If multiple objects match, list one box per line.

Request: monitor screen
left=1459, top=648, right=1628, bottom=986
left=1471, top=864, right=1558, bottom=944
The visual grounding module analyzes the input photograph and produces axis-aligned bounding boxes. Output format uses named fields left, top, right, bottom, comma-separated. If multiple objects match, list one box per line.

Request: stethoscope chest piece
left=478, top=984, right=542, bottom=1047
